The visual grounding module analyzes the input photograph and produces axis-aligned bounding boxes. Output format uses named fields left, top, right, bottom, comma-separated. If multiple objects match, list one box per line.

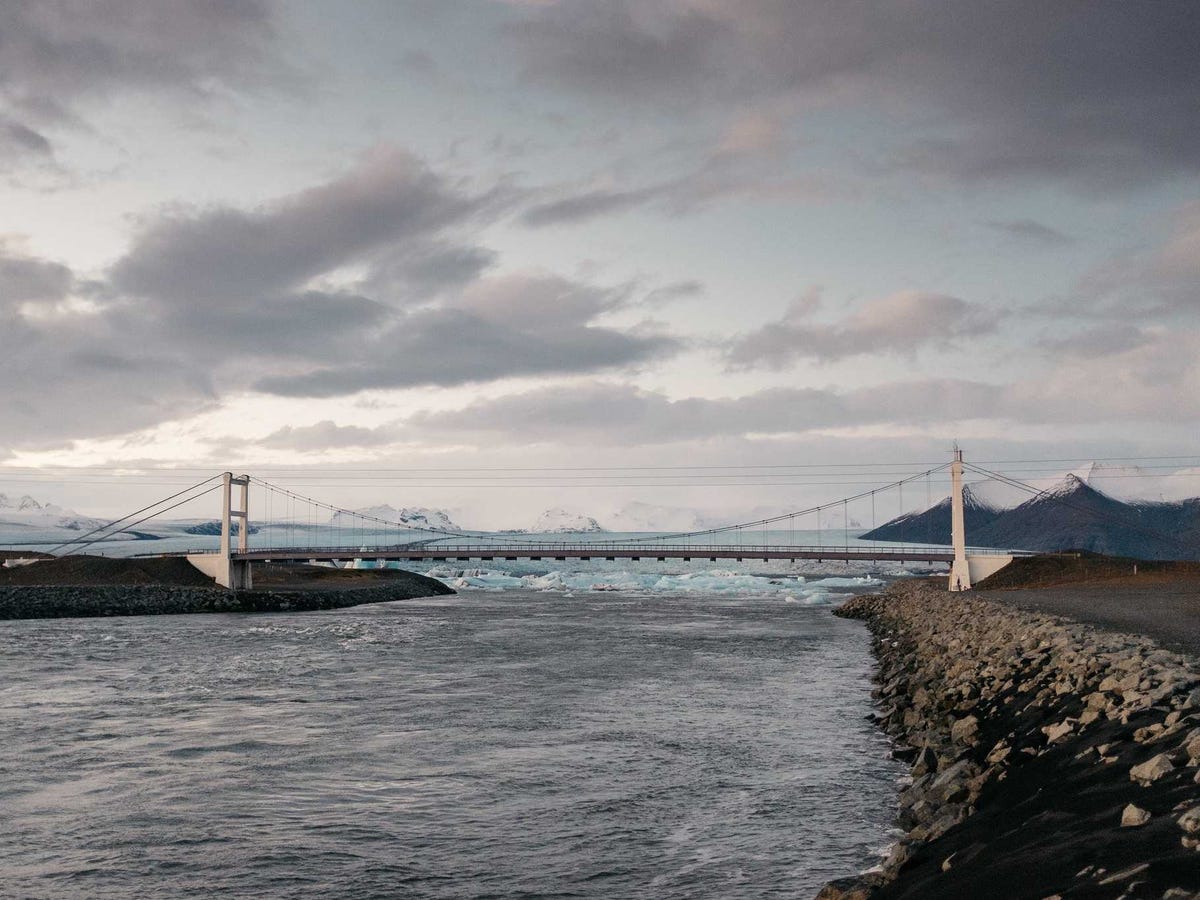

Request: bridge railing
left=174, top=542, right=1030, bottom=558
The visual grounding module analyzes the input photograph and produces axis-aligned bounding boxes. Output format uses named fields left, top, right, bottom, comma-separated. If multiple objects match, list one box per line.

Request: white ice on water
left=414, top=563, right=885, bottom=604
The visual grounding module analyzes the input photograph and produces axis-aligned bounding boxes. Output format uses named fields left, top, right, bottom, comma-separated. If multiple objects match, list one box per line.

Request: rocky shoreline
left=0, top=573, right=453, bottom=620
left=819, top=579, right=1200, bottom=900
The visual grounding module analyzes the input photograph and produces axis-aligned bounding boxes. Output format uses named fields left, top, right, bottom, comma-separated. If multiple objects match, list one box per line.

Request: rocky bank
left=819, top=580, right=1200, bottom=900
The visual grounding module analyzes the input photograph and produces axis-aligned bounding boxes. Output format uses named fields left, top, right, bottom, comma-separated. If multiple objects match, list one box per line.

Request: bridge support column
left=949, top=448, right=971, bottom=591
left=187, top=472, right=252, bottom=591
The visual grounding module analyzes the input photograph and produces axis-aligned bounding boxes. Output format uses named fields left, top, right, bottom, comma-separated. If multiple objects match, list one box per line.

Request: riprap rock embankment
left=819, top=580, right=1200, bottom=899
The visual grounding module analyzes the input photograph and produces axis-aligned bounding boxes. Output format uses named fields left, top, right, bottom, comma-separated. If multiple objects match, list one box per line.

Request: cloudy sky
left=2, top=1, right=1199, bottom=525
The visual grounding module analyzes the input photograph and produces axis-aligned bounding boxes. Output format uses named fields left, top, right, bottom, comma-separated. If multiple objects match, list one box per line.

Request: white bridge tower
left=186, top=472, right=253, bottom=590
left=948, top=448, right=1013, bottom=591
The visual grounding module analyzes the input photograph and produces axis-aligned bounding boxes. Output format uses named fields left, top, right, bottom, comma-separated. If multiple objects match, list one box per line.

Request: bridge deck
left=203, top=544, right=1019, bottom=564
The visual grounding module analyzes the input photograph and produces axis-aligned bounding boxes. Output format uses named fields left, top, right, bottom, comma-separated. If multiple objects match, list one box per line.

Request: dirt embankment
left=818, top=580, right=1200, bottom=900
left=970, top=554, right=1200, bottom=656
left=975, top=552, right=1200, bottom=591
left=0, top=556, right=453, bottom=620
left=0, top=555, right=218, bottom=587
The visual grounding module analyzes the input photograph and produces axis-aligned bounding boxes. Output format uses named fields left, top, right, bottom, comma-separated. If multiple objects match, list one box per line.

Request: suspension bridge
left=36, top=450, right=1033, bottom=592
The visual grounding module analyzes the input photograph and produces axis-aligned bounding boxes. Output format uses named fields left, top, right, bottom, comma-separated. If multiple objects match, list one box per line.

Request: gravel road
left=979, top=576, right=1200, bottom=656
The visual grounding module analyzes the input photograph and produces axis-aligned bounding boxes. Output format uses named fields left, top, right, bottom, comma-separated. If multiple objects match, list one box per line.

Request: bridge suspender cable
left=585, top=463, right=953, bottom=546
left=43, top=474, right=226, bottom=557
left=247, top=475, right=559, bottom=547
left=242, top=464, right=956, bottom=551
left=56, top=484, right=226, bottom=558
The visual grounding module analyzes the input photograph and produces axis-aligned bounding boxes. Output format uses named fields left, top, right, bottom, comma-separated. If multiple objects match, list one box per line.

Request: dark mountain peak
left=963, top=484, right=999, bottom=512
left=860, top=488, right=1002, bottom=545
left=1016, top=473, right=1123, bottom=512
left=884, top=484, right=995, bottom=520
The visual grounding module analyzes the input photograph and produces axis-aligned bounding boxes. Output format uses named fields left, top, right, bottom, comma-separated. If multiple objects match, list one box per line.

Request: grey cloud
left=254, top=296, right=677, bottom=398
left=643, top=280, right=704, bottom=306
left=0, top=242, right=73, bottom=308
left=0, top=310, right=218, bottom=443
left=520, top=150, right=843, bottom=227
left=522, top=187, right=658, bottom=227
left=1036, top=324, right=1149, bottom=359
left=406, top=379, right=1005, bottom=446
left=361, top=242, right=498, bottom=299
left=1068, top=201, right=1200, bottom=318
left=108, top=158, right=676, bottom=398
left=0, top=114, right=51, bottom=160
left=398, top=49, right=437, bottom=76
left=513, top=5, right=728, bottom=102
left=726, top=289, right=998, bottom=368
left=112, top=147, right=488, bottom=307
left=1, top=155, right=683, bottom=447
left=508, top=1, right=1200, bottom=186
left=1005, top=329, right=1200, bottom=422
left=158, top=290, right=394, bottom=361
left=984, top=219, right=1073, bottom=248
left=0, top=0, right=288, bottom=162
left=449, top=273, right=628, bottom=327
left=257, top=420, right=397, bottom=451
left=406, top=339, right=1200, bottom=447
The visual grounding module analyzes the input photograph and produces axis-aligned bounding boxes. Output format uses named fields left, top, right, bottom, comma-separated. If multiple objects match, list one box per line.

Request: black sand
left=0, top=554, right=218, bottom=587
left=0, top=556, right=454, bottom=619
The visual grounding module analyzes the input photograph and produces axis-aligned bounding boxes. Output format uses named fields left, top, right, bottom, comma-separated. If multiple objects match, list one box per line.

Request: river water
left=0, top=588, right=901, bottom=898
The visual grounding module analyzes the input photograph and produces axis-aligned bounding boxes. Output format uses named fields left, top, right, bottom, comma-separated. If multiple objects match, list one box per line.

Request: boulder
left=1185, top=733, right=1200, bottom=763
left=1179, top=805, right=1200, bottom=835
left=911, top=745, right=938, bottom=777
left=1041, top=719, right=1075, bottom=743
left=1120, top=803, right=1151, bottom=827
left=1129, top=753, right=1174, bottom=786
left=950, top=714, right=979, bottom=746
left=986, top=741, right=1011, bottom=765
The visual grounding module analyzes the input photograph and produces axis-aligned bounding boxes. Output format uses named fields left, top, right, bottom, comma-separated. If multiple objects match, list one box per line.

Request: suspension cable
left=58, top=484, right=225, bottom=557
left=44, top=474, right=225, bottom=556
left=583, top=464, right=952, bottom=545
left=247, top=476, right=550, bottom=546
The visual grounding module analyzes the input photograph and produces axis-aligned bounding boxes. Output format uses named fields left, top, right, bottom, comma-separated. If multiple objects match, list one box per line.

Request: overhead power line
left=1, top=454, right=1199, bottom=477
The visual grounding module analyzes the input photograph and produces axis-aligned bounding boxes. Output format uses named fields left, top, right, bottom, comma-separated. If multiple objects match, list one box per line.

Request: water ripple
left=0, top=590, right=900, bottom=897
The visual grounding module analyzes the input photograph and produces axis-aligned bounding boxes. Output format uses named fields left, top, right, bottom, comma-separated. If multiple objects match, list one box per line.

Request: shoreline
left=819, top=579, right=1200, bottom=899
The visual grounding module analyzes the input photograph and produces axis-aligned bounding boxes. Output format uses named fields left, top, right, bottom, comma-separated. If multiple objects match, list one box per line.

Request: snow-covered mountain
left=330, top=505, right=462, bottom=532
left=870, top=461, right=1200, bottom=521
left=607, top=502, right=708, bottom=532
left=861, top=484, right=1002, bottom=544
left=528, top=508, right=607, bottom=533
left=1065, top=462, right=1200, bottom=504
left=606, top=500, right=863, bottom=533
left=0, top=494, right=106, bottom=531
left=863, top=472, right=1200, bottom=559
